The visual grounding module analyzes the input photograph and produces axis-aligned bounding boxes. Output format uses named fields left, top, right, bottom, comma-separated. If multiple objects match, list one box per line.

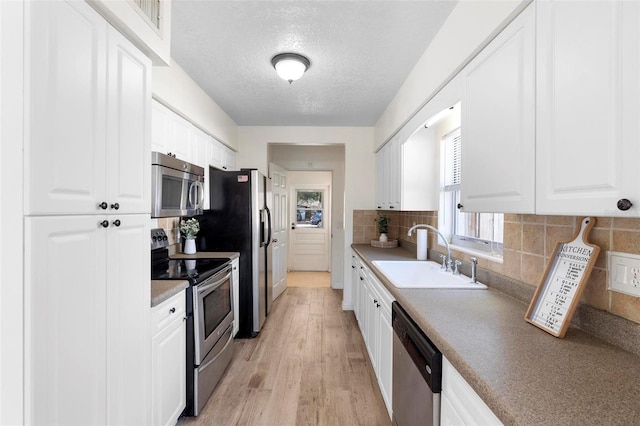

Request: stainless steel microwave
left=151, top=152, right=205, bottom=218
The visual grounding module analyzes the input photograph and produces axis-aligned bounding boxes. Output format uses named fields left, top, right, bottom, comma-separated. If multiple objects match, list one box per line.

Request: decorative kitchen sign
left=525, top=217, right=600, bottom=338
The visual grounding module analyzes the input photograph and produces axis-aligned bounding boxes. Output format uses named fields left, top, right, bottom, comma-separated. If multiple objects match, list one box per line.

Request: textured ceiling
left=171, top=1, right=457, bottom=126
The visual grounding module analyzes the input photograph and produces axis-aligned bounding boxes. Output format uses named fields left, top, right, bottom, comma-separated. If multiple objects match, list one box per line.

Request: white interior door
left=289, top=184, right=330, bottom=271
left=269, top=163, right=288, bottom=300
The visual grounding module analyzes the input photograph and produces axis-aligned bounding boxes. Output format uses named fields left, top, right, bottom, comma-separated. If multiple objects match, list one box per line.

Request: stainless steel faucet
left=470, top=257, right=478, bottom=283
left=407, top=224, right=452, bottom=272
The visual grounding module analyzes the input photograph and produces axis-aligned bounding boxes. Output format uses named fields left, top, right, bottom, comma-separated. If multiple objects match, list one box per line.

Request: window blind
left=443, top=128, right=461, bottom=190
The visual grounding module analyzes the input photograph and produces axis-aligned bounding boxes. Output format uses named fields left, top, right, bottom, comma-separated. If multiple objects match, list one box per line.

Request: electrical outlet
left=607, top=251, right=640, bottom=297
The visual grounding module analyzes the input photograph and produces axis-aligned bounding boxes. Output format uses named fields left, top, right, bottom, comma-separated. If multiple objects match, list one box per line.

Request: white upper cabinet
left=536, top=0, right=640, bottom=216
left=169, top=113, right=194, bottom=163
left=375, top=136, right=400, bottom=210
left=460, top=3, right=535, bottom=214
left=151, top=100, right=172, bottom=155
left=106, top=27, right=151, bottom=215
left=26, top=0, right=107, bottom=215
left=222, top=145, right=236, bottom=171
left=207, top=137, right=224, bottom=171
left=26, top=0, right=151, bottom=216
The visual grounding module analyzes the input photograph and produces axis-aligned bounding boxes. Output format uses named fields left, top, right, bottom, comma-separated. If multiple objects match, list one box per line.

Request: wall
left=354, top=210, right=640, bottom=326
left=269, top=145, right=345, bottom=288
left=238, top=126, right=375, bottom=308
left=374, top=0, right=529, bottom=149
left=153, top=60, right=238, bottom=149
left=0, top=1, right=24, bottom=422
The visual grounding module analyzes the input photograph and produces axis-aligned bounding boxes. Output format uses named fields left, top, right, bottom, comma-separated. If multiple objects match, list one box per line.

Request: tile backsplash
left=354, top=210, right=640, bottom=326
left=155, top=217, right=181, bottom=245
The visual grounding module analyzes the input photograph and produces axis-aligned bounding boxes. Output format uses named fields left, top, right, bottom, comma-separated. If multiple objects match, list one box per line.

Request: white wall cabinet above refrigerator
left=26, top=0, right=151, bottom=216
left=536, top=0, right=640, bottom=216
left=460, top=3, right=535, bottom=214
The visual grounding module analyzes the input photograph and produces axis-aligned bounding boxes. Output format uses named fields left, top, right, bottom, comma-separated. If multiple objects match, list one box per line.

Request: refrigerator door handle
left=265, top=206, right=272, bottom=247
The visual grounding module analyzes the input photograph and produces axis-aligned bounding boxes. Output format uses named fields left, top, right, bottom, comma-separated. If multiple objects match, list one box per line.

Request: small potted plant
left=179, top=217, right=200, bottom=254
left=374, top=214, right=390, bottom=242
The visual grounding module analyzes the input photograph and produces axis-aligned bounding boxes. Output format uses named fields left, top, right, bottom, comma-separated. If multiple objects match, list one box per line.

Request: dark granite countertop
left=150, top=251, right=240, bottom=308
left=352, top=244, right=640, bottom=425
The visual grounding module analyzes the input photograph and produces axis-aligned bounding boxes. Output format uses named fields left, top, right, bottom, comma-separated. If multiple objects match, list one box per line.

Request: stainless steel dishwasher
left=392, top=301, right=442, bottom=426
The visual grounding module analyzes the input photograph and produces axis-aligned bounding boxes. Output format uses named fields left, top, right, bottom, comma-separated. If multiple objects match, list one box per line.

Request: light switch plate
left=607, top=251, right=640, bottom=297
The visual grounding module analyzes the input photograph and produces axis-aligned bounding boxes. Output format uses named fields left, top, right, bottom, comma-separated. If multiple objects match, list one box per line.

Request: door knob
left=100, top=220, right=109, bottom=228
left=99, top=202, right=108, bottom=210
left=272, top=238, right=278, bottom=243
left=110, top=203, right=120, bottom=210
left=112, top=219, right=121, bottom=227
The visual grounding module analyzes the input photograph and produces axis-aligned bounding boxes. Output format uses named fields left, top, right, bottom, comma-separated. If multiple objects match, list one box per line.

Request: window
left=440, top=128, right=503, bottom=258
left=295, top=190, right=324, bottom=228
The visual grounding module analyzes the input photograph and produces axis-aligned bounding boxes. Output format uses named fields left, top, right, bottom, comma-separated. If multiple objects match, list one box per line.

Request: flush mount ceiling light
left=271, top=53, right=310, bottom=84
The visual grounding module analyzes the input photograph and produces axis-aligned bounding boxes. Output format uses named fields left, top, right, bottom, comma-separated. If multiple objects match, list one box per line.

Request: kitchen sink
left=371, top=260, right=487, bottom=289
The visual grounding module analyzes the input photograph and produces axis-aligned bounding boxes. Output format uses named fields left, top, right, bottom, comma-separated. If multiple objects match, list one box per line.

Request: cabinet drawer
left=151, top=290, right=186, bottom=335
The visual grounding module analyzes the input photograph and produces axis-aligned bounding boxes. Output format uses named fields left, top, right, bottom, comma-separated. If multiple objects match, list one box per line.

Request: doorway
left=289, top=178, right=331, bottom=271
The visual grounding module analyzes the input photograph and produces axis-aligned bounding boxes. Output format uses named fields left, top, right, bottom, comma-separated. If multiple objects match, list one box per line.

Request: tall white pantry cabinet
left=24, top=1, right=152, bottom=424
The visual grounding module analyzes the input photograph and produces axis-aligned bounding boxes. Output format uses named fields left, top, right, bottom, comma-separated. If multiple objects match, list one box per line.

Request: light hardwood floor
left=287, top=271, right=331, bottom=288
left=178, top=287, right=390, bottom=426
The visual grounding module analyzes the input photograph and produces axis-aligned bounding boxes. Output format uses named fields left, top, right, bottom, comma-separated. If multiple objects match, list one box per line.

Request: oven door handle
left=197, top=268, right=232, bottom=295
left=198, top=327, right=233, bottom=371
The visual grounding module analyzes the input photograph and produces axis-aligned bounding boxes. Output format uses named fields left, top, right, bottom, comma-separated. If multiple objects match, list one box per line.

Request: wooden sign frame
left=525, top=217, right=600, bottom=338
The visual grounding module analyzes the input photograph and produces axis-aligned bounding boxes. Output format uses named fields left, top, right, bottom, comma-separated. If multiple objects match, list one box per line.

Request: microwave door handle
left=196, top=181, right=205, bottom=209
left=188, top=182, right=195, bottom=207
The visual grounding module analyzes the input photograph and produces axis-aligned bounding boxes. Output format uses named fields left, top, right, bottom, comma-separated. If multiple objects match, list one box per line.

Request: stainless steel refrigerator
left=197, top=169, right=272, bottom=338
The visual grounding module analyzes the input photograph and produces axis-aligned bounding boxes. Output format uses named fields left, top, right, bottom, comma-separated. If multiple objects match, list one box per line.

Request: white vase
left=184, top=238, right=196, bottom=254
left=379, top=233, right=388, bottom=242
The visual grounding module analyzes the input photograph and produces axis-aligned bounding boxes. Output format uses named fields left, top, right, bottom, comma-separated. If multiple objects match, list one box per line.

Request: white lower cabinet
left=25, top=214, right=150, bottom=425
left=151, top=291, right=187, bottom=426
left=231, top=257, right=240, bottom=337
left=441, top=357, right=502, bottom=426
left=353, top=253, right=394, bottom=418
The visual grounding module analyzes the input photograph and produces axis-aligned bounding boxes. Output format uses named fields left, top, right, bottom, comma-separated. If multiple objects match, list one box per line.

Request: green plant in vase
left=179, top=218, right=200, bottom=254
left=374, top=214, right=390, bottom=242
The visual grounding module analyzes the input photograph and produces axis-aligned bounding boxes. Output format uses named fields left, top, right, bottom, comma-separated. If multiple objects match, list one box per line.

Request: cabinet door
left=169, top=113, right=193, bottom=162
left=441, top=357, right=503, bottom=425
left=377, top=302, right=393, bottom=418
left=26, top=0, right=107, bottom=215
left=152, top=293, right=186, bottom=426
left=364, top=279, right=379, bottom=369
left=351, top=254, right=360, bottom=320
left=151, top=100, right=171, bottom=154
left=461, top=4, right=535, bottom=213
left=105, top=214, right=150, bottom=425
left=223, top=146, right=236, bottom=171
left=375, top=149, right=385, bottom=209
left=106, top=27, right=151, bottom=215
left=25, top=216, right=108, bottom=425
left=357, top=266, right=368, bottom=334
left=208, top=138, right=224, bottom=171
left=536, top=0, right=640, bottom=215
left=388, top=137, right=401, bottom=210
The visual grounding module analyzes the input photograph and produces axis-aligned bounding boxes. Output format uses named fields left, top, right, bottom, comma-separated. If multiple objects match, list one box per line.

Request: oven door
left=193, top=266, right=233, bottom=364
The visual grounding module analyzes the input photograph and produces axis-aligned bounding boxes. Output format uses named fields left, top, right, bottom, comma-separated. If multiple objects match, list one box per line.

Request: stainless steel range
left=151, top=228, right=234, bottom=417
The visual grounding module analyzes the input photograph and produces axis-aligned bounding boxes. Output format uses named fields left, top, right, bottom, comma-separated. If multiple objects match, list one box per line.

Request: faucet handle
left=453, top=260, right=462, bottom=275
left=439, top=254, right=447, bottom=269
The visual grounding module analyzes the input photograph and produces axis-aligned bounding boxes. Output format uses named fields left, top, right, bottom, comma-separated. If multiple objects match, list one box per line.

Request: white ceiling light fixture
left=271, top=53, right=311, bottom=84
